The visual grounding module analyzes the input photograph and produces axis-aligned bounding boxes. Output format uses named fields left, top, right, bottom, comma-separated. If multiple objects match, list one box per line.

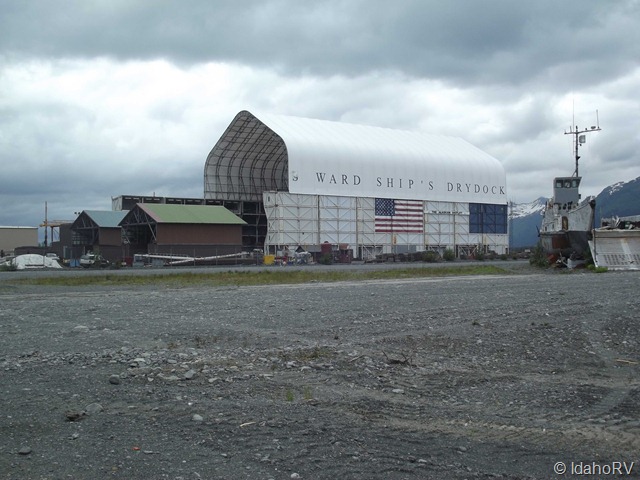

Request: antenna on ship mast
left=565, top=110, right=601, bottom=177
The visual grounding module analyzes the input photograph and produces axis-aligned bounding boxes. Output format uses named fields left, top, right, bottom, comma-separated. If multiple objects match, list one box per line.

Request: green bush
left=318, top=253, right=333, bottom=265
left=443, top=249, right=455, bottom=262
left=422, top=251, right=440, bottom=263
left=529, top=242, right=549, bottom=268
left=583, top=248, right=594, bottom=267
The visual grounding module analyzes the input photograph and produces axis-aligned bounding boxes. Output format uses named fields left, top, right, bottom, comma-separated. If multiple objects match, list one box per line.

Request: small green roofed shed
left=119, top=204, right=246, bottom=257
left=138, top=204, right=246, bottom=225
left=70, top=210, right=129, bottom=262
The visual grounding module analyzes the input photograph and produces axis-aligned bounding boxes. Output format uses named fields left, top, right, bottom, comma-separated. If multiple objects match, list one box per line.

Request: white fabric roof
left=204, top=110, right=506, bottom=203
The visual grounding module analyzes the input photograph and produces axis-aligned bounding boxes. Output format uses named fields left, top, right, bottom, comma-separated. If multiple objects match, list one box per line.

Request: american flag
left=375, top=198, right=424, bottom=233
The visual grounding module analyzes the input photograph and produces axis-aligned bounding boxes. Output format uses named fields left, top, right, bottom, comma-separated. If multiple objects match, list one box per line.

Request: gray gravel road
left=1, top=266, right=639, bottom=479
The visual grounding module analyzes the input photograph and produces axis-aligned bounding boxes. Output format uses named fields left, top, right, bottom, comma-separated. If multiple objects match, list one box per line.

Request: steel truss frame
left=120, top=207, right=157, bottom=245
left=71, top=213, right=100, bottom=246
left=204, top=111, right=288, bottom=202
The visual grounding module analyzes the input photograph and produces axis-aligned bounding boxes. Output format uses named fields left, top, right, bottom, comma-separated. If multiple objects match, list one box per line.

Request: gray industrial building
left=0, top=226, right=38, bottom=256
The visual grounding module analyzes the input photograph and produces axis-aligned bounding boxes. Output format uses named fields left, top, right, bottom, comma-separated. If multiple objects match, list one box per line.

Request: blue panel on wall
left=469, top=203, right=507, bottom=234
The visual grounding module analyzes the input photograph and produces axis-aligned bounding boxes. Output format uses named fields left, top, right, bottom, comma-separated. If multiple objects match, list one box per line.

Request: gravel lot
left=1, top=264, right=639, bottom=479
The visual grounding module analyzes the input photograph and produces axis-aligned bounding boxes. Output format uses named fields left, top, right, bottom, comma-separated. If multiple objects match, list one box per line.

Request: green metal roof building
left=119, top=204, right=246, bottom=257
left=135, top=204, right=246, bottom=225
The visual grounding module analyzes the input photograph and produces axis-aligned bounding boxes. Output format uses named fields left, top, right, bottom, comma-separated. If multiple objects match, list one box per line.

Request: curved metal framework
left=204, top=111, right=288, bottom=202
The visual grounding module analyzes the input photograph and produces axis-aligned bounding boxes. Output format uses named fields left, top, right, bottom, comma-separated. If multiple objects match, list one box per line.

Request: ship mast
left=565, top=111, right=601, bottom=177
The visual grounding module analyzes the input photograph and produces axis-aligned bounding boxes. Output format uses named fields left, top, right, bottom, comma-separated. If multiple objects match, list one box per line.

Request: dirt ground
left=1, top=264, right=639, bottom=479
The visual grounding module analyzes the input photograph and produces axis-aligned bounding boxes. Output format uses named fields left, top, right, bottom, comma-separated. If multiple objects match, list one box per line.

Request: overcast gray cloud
left=3, top=1, right=637, bottom=84
left=1, top=0, right=639, bottom=234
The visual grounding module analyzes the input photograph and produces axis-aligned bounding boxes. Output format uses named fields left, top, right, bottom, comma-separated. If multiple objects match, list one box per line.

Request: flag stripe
left=375, top=198, right=424, bottom=233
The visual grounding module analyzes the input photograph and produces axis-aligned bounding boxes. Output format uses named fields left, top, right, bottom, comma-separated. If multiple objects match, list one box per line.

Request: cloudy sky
left=1, top=0, right=639, bottom=233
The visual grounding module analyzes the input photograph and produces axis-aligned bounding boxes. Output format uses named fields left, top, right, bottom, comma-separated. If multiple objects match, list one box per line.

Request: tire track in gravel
left=310, top=382, right=640, bottom=456
left=576, top=297, right=640, bottom=428
left=260, top=338, right=640, bottom=463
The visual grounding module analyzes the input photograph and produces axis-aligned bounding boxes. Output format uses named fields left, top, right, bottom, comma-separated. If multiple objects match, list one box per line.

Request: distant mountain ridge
left=510, top=176, right=640, bottom=248
left=595, top=176, right=640, bottom=220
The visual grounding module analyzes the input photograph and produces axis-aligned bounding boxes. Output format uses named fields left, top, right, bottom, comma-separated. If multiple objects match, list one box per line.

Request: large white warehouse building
left=204, top=110, right=508, bottom=259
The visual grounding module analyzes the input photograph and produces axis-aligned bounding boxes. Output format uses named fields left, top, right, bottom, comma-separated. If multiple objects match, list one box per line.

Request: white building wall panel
left=455, top=222, right=470, bottom=236
left=319, top=195, right=356, bottom=210
left=455, top=233, right=481, bottom=245
left=426, top=201, right=470, bottom=215
left=358, top=232, right=392, bottom=247
left=425, top=214, right=454, bottom=231
left=394, top=233, right=425, bottom=248
left=263, top=192, right=508, bottom=257
left=319, top=223, right=356, bottom=245
left=426, top=201, right=453, bottom=213
left=456, top=215, right=469, bottom=226
left=425, top=212, right=453, bottom=248
left=321, top=231, right=355, bottom=245
left=456, top=203, right=470, bottom=215
left=318, top=195, right=357, bottom=245
left=426, top=234, right=453, bottom=246
left=357, top=197, right=375, bottom=235
left=264, top=192, right=319, bottom=247
left=481, top=234, right=508, bottom=254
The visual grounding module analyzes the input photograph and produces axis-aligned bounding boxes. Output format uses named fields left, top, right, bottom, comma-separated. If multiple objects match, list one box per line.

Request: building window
left=469, top=203, right=507, bottom=234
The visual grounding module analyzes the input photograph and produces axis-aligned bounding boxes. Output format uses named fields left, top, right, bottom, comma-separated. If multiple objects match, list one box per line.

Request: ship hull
left=539, top=230, right=591, bottom=257
left=539, top=197, right=595, bottom=257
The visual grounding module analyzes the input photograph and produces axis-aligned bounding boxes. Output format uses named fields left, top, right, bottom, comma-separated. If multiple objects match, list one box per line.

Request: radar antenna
left=564, top=110, right=601, bottom=177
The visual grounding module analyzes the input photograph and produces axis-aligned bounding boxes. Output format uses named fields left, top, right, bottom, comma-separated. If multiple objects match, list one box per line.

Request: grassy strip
left=9, top=264, right=510, bottom=287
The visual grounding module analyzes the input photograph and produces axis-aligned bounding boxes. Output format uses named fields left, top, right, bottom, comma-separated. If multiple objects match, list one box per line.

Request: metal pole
left=44, top=202, right=48, bottom=248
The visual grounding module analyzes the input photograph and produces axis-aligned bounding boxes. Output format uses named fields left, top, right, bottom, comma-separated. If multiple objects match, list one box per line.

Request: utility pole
left=44, top=201, right=48, bottom=248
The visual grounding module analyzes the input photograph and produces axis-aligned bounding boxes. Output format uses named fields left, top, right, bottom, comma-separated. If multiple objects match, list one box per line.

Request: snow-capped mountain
left=510, top=176, right=640, bottom=248
left=509, top=198, right=546, bottom=248
left=511, top=197, right=547, bottom=219
left=595, top=177, right=640, bottom=221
